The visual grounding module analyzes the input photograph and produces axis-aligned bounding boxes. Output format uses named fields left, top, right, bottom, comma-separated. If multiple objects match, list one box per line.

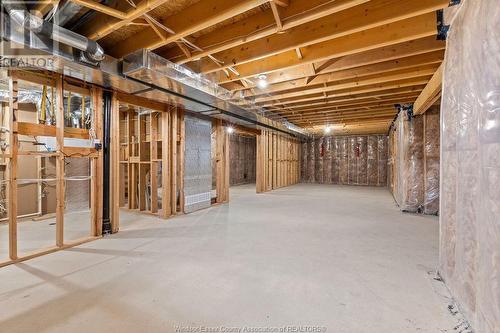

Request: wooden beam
left=286, top=109, right=398, bottom=120
left=270, top=1, right=284, bottom=31
left=116, top=92, right=166, bottom=112
left=413, top=63, right=443, bottom=115
left=253, top=66, right=437, bottom=103
left=176, top=42, right=192, bottom=58
left=293, top=115, right=396, bottom=125
left=213, top=13, right=440, bottom=85
left=16, top=122, right=91, bottom=139
left=111, top=0, right=268, bottom=58
left=279, top=97, right=419, bottom=117
left=80, top=0, right=169, bottom=40
left=258, top=79, right=429, bottom=107
left=273, top=0, right=290, bottom=7
left=295, top=48, right=303, bottom=60
left=220, top=37, right=445, bottom=86
left=61, top=147, right=99, bottom=158
left=238, top=52, right=443, bottom=98
left=33, top=1, right=59, bottom=16
left=163, top=0, right=369, bottom=63
left=195, top=1, right=446, bottom=73
left=226, top=123, right=261, bottom=137
left=69, top=0, right=128, bottom=19
left=286, top=107, right=400, bottom=121
left=271, top=89, right=423, bottom=113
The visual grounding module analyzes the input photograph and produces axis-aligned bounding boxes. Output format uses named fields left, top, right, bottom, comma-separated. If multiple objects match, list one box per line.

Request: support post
left=101, top=91, right=112, bottom=234
left=110, top=93, right=120, bottom=232
left=215, top=119, right=229, bottom=203
left=161, top=110, right=171, bottom=218
left=55, top=76, right=65, bottom=247
left=178, top=109, right=185, bottom=212
left=170, top=108, right=178, bottom=214
left=7, top=74, right=18, bottom=259
left=91, top=87, right=103, bottom=236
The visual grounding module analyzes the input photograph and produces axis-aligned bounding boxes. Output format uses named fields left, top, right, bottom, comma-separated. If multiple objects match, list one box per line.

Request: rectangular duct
left=183, top=115, right=212, bottom=213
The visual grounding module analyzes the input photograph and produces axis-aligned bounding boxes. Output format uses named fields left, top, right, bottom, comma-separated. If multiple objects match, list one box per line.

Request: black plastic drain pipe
left=102, top=91, right=112, bottom=234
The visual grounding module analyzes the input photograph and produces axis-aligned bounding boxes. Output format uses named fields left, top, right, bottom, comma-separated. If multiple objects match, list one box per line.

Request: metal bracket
left=405, top=104, right=414, bottom=120
left=436, top=9, right=450, bottom=40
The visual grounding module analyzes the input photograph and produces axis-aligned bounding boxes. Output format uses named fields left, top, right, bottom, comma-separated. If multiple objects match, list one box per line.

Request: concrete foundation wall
left=439, top=0, right=500, bottom=331
left=301, top=135, right=388, bottom=186
left=229, top=134, right=256, bottom=186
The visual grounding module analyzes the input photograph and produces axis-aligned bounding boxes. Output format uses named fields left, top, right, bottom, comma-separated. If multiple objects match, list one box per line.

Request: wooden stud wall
left=0, top=69, right=301, bottom=267
left=256, top=130, right=300, bottom=193
left=0, top=70, right=102, bottom=268
left=115, top=99, right=185, bottom=231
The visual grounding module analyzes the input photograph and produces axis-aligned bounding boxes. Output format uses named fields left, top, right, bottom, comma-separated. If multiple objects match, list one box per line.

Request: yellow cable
left=40, top=86, right=47, bottom=123
left=50, top=87, right=55, bottom=120
left=66, top=91, right=71, bottom=121
left=81, top=96, right=86, bottom=128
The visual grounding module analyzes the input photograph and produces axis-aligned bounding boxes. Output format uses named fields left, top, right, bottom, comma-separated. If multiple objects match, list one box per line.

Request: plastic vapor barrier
left=391, top=111, right=425, bottom=213
left=301, top=135, right=388, bottom=186
left=424, top=106, right=440, bottom=214
left=439, top=0, right=500, bottom=331
left=388, top=107, right=440, bottom=214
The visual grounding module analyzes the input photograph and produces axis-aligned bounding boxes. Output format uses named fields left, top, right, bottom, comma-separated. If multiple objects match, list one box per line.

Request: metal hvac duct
left=3, top=2, right=104, bottom=63
left=1, top=12, right=306, bottom=138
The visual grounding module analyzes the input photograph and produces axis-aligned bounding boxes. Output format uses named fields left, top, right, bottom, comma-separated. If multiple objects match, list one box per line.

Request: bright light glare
left=256, top=74, right=268, bottom=89
left=324, top=126, right=332, bottom=134
left=226, top=126, right=235, bottom=134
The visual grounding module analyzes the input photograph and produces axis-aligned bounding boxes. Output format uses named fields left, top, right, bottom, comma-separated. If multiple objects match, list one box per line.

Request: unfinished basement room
left=0, top=0, right=498, bottom=332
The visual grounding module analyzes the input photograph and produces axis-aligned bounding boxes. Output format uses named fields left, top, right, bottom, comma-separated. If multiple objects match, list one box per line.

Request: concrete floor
left=0, top=211, right=94, bottom=261
left=0, top=184, right=458, bottom=332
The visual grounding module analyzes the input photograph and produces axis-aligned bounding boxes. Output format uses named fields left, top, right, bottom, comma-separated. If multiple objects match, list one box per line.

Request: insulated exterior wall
left=183, top=115, right=212, bottom=213
left=229, top=134, right=256, bottom=186
left=424, top=106, right=440, bottom=215
left=388, top=108, right=440, bottom=214
left=393, top=112, right=424, bottom=212
left=439, top=0, right=500, bottom=331
left=301, top=135, right=388, bottom=186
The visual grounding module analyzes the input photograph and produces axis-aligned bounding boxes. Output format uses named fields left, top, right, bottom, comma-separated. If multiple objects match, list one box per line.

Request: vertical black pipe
left=102, top=91, right=112, bottom=234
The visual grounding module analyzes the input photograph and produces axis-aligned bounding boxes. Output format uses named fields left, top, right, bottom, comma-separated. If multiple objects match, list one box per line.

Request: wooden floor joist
left=42, top=0, right=449, bottom=134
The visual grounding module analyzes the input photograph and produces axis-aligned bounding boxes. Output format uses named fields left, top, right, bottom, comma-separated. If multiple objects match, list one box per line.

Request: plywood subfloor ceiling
left=55, top=0, right=448, bottom=135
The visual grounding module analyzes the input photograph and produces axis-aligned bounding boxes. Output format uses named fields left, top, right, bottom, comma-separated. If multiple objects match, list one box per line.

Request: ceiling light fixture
left=256, top=74, right=268, bottom=89
left=324, top=126, right=332, bottom=134
left=226, top=126, right=235, bottom=134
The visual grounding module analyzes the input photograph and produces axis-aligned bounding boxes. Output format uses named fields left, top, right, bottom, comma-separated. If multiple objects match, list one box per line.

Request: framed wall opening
left=0, top=70, right=102, bottom=267
left=113, top=94, right=185, bottom=232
